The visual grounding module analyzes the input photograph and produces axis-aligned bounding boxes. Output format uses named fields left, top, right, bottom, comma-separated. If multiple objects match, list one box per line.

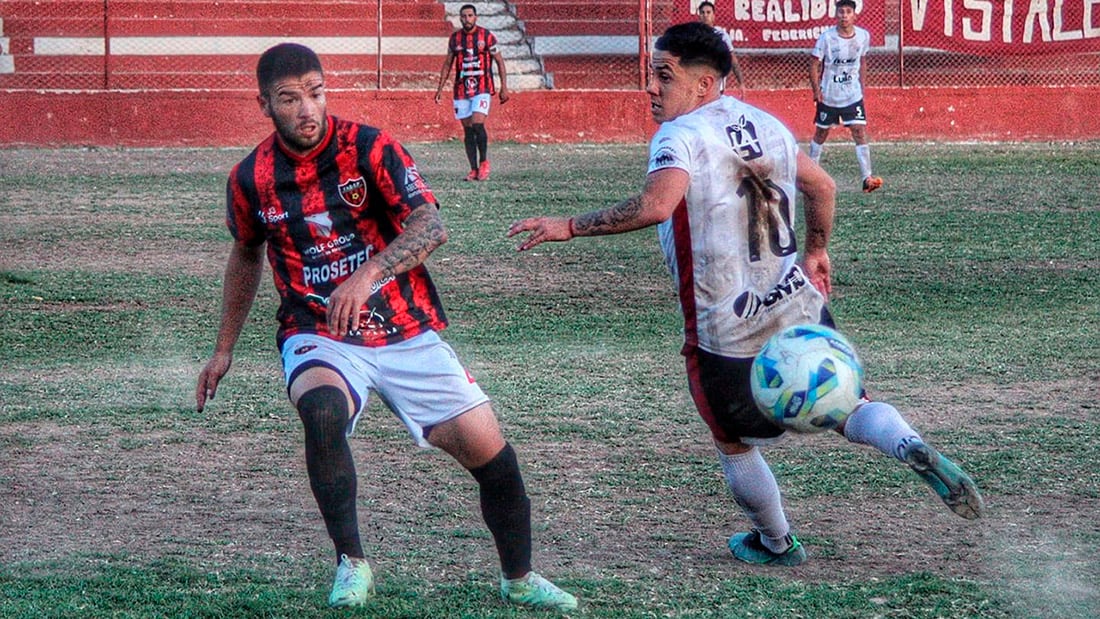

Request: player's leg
left=846, top=103, right=882, bottom=192
left=685, top=348, right=806, bottom=566
left=839, top=401, right=984, bottom=519
left=817, top=310, right=983, bottom=519
left=470, top=94, right=493, bottom=180
left=284, top=345, right=374, bottom=607
left=428, top=403, right=577, bottom=611
left=376, top=333, right=577, bottom=611
left=809, top=102, right=835, bottom=163
left=809, top=127, right=830, bottom=163
left=455, top=99, right=479, bottom=180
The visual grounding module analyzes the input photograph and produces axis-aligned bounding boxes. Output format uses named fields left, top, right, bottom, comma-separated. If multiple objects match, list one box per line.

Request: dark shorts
left=684, top=307, right=838, bottom=444
left=814, top=100, right=867, bottom=128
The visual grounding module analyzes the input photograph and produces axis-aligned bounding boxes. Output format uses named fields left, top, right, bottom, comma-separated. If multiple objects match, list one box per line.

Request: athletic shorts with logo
left=453, top=94, right=493, bottom=120
left=281, top=330, right=489, bottom=447
left=814, top=99, right=867, bottom=128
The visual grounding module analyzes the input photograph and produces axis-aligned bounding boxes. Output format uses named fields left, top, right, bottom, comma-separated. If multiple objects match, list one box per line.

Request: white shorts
left=280, top=331, right=489, bottom=447
left=453, top=93, right=492, bottom=120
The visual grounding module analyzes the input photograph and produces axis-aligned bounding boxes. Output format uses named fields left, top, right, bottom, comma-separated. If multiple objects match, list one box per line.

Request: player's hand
left=738, top=86, right=747, bottom=100
left=507, top=216, right=572, bottom=251
left=802, top=249, right=832, bottom=301
left=196, top=352, right=232, bottom=412
left=499, top=89, right=510, bottom=105
left=326, top=266, right=378, bottom=336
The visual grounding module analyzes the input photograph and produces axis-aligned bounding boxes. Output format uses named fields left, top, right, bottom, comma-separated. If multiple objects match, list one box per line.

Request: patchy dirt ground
left=2, top=146, right=1097, bottom=616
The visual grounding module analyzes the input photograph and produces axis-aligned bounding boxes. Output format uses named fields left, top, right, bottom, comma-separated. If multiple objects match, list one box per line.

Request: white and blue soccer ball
left=750, top=324, right=864, bottom=433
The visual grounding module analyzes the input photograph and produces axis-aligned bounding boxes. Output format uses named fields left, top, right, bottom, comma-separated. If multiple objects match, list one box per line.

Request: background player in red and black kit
left=435, top=4, right=509, bottom=181
left=195, top=43, right=575, bottom=612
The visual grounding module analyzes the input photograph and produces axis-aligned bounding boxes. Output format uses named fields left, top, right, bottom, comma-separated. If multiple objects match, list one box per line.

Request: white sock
left=809, top=141, right=823, bottom=163
left=717, top=447, right=791, bottom=553
left=856, top=144, right=873, bottom=179
left=843, top=401, right=922, bottom=460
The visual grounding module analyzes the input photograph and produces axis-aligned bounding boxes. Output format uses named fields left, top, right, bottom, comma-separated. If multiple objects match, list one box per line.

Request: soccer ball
left=750, top=324, right=864, bottom=433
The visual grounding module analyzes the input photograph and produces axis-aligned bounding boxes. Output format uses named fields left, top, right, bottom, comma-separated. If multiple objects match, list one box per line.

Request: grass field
left=1, top=141, right=1098, bottom=618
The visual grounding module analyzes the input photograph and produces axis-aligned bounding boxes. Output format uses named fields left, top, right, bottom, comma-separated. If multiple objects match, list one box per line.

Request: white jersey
left=648, top=97, right=825, bottom=358
left=713, top=26, right=735, bottom=52
left=812, top=26, right=870, bottom=108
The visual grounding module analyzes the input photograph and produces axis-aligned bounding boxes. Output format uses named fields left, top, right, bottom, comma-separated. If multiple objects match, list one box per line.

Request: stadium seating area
left=0, top=0, right=456, bottom=90
left=0, top=0, right=665, bottom=91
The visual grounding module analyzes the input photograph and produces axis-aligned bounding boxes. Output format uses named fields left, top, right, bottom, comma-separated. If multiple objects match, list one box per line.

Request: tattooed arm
left=794, top=150, right=836, bottom=300
left=507, top=168, right=689, bottom=251
left=325, top=205, right=447, bottom=335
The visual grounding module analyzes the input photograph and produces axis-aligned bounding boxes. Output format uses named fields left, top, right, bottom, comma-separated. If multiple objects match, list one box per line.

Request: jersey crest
left=338, top=177, right=366, bottom=207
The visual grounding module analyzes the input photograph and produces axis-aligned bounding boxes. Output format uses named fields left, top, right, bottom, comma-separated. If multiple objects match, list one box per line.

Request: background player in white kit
left=509, top=21, right=981, bottom=567
left=809, top=0, right=882, bottom=193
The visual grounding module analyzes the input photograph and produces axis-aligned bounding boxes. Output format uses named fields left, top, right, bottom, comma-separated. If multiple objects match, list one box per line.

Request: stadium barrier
left=1, top=0, right=1098, bottom=144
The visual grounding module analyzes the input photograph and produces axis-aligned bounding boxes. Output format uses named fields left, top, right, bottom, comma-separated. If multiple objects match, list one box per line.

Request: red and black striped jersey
left=448, top=26, right=499, bottom=98
left=227, top=115, right=447, bottom=349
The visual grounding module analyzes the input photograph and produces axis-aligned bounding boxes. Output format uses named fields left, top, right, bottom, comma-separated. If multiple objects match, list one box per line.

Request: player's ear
left=698, top=72, right=716, bottom=96
left=257, top=94, right=272, bottom=118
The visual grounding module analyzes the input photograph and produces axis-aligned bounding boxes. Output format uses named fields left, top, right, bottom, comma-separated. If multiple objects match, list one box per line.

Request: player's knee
left=296, top=385, right=349, bottom=434
left=470, top=443, right=526, bottom=494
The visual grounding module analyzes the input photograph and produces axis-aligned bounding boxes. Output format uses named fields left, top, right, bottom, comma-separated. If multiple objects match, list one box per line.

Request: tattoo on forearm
left=574, top=195, right=644, bottom=235
left=372, top=208, right=445, bottom=279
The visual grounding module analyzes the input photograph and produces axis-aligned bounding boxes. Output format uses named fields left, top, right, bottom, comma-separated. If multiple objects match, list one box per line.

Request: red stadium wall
left=1, top=86, right=1098, bottom=147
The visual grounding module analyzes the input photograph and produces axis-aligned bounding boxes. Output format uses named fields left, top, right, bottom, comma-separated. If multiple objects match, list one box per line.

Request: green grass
left=1, top=142, right=1097, bottom=618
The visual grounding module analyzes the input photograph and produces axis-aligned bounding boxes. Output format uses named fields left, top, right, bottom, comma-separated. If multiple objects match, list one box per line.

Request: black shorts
left=683, top=307, right=838, bottom=443
left=814, top=100, right=867, bottom=128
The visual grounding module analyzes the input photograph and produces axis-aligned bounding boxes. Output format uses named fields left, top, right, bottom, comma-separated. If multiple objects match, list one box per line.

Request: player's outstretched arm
left=795, top=150, right=836, bottom=299
left=196, top=241, right=265, bottom=412
left=508, top=168, right=688, bottom=251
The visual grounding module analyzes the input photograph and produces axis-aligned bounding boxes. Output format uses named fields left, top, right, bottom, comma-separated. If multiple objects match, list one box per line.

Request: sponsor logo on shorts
left=294, top=344, right=318, bottom=355
left=338, top=177, right=366, bottom=207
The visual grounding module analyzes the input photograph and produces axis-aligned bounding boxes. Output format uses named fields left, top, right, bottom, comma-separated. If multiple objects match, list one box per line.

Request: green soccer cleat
left=328, top=554, right=374, bottom=608
left=500, top=572, right=578, bottom=612
left=728, top=530, right=807, bottom=566
left=904, top=442, right=985, bottom=520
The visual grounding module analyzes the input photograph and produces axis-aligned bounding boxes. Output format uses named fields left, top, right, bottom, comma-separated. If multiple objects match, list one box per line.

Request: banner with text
left=904, top=0, right=1100, bottom=54
left=676, top=0, right=886, bottom=49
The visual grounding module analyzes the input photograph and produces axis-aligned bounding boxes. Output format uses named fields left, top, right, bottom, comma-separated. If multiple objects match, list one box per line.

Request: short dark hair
left=654, top=22, right=732, bottom=78
left=836, top=0, right=857, bottom=10
left=460, top=3, right=476, bottom=13
left=698, top=1, right=715, bottom=10
left=256, top=43, right=323, bottom=95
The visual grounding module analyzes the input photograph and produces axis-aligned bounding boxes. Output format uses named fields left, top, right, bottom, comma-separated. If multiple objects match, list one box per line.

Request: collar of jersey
left=275, top=115, right=336, bottom=162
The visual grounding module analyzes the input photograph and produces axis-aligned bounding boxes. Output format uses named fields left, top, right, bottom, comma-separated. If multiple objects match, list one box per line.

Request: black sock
left=463, top=126, right=478, bottom=170
left=469, top=443, right=532, bottom=579
left=473, top=123, right=488, bottom=164
left=298, top=385, right=363, bottom=560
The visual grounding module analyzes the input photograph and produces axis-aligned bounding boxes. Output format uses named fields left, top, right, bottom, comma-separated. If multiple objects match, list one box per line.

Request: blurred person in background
left=436, top=3, right=510, bottom=181
left=697, top=1, right=746, bottom=99
left=809, top=0, right=882, bottom=192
